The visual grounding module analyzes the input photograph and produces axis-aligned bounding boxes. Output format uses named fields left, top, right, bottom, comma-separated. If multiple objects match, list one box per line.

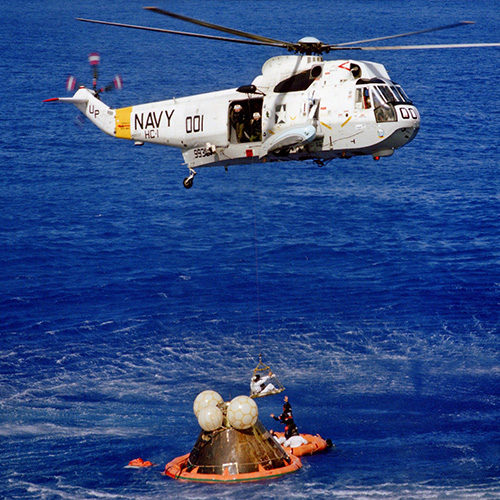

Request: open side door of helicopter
left=228, top=98, right=263, bottom=144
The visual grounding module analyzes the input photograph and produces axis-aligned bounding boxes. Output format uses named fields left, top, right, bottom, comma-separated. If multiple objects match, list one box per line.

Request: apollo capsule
left=163, top=391, right=301, bottom=482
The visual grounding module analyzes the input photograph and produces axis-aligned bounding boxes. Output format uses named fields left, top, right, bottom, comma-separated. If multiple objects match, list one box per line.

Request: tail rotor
left=65, top=75, right=78, bottom=92
left=66, top=52, right=123, bottom=97
left=88, top=51, right=100, bottom=91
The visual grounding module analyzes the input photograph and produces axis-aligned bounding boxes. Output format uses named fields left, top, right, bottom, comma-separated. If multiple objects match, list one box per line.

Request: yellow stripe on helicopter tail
left=115, top=106, right=132, bottom=139
left=341, top=116, right=352, bottom=128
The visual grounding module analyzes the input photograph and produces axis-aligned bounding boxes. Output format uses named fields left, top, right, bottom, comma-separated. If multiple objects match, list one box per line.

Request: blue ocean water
left=1, top=0, right=500, bottom=498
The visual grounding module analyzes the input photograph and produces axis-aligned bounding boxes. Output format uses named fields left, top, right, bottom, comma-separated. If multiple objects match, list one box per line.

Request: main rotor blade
left=328, top=42, right=500, bottom=51
left=76, top=18, right=286, bottom=48
left=334, top=21, right=476, bottom=47
left=144, top=6, right=295, bottom=48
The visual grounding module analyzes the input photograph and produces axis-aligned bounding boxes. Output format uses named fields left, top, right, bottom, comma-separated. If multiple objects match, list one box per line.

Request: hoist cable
left=252, top=182, right=262, bottom=358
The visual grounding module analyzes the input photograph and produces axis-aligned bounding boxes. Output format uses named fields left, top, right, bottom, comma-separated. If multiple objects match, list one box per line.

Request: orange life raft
left=127, top=457, right=155, bottom=468
left=164, top=418, right=303, bottom=483
left=164, top=452, right=301, bottom=483
left=274, top=433, right=331, bottom=457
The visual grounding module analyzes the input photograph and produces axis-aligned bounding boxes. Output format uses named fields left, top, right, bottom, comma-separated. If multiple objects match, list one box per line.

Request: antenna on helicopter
left=66, top=52, right=123, bottom=97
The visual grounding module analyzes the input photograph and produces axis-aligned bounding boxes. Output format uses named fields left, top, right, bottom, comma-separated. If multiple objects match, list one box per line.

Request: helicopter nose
left=375, top=106, right=420, bottom=156
left=397, top=104, right=420, bottom=145
left=397, top=104, right=420, bottom=124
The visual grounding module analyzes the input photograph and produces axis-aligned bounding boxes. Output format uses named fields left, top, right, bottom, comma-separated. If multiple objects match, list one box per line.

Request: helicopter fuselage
left=49, top=55, right=420, bottom=187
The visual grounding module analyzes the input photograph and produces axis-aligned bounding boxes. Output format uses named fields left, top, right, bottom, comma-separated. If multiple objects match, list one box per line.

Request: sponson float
left=164, top=390, right=301, bottom=482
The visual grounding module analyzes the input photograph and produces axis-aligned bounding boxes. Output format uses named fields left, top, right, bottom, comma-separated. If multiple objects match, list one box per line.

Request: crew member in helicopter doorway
left=230, top=104, right=246, bottom=142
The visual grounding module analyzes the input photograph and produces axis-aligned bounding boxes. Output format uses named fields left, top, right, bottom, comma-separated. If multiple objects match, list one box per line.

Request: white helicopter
left=45, top=7, right=500, bottom=188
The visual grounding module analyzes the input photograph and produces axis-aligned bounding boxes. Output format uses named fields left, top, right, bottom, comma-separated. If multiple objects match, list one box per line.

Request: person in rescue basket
left=250, top=370, right=277, bottom=396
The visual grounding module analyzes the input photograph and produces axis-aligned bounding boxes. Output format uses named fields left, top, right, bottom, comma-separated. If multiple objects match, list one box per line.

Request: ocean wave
left=8, top=478, right=500, bottom=500
left=0, top=422, right=152, bottom=438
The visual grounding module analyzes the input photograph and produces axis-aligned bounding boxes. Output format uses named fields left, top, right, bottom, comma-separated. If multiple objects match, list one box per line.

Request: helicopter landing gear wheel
left=183, top=169, right=196, bottom=189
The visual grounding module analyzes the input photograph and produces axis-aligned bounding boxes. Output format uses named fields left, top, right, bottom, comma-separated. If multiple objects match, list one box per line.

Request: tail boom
left=44, top=87, right=116, bottom=137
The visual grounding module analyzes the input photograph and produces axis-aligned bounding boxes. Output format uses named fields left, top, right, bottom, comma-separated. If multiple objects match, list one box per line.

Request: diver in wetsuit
left=271, top=395, right=299, bottom=439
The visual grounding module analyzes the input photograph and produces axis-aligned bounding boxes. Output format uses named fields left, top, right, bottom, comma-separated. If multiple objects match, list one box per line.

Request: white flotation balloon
left=227, top=395, right=258, bottom=430
left=197, top=405, right=224, bottom=432
left=193, top=390, right=223, bottom=418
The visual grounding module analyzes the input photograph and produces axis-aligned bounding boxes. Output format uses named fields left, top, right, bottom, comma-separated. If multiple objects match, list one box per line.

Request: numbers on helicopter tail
left=186, top=115, right=204, bottom=134
left=193, top=147, right=213, bottom=159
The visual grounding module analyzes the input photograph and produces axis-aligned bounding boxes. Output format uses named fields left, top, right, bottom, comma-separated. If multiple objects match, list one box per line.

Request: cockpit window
left=355, top=80, right=412, bottom=122
left=390, top=86, right=404, bottom=102
left=371, top=87, right=385, bottom=108
left=378, top=85, right=412, bottom=104
left=371, top=87, right=397, bottom=123
left=393, top=85, right=411, bottom=103
left=377, top=85, right=395, bottom=103
left=355, top=87, right=372, bottom=110
left=356, top=78, right=412, bottom=104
